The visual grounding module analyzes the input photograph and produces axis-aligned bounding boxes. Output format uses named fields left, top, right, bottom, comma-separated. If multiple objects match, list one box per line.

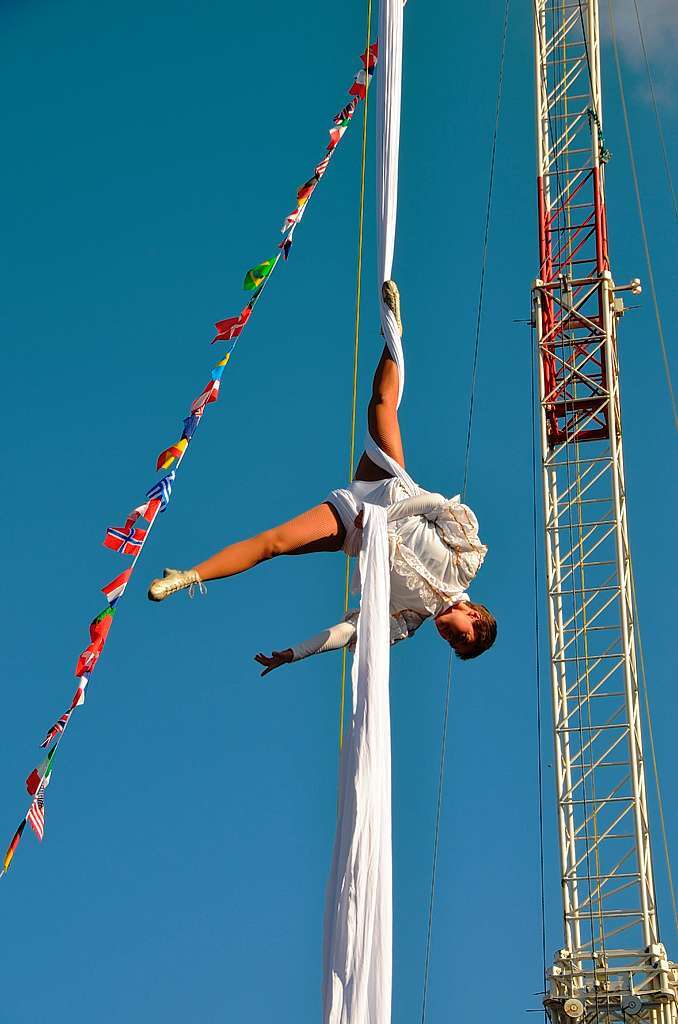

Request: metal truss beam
left=531, top=1, right=678, bottom=1021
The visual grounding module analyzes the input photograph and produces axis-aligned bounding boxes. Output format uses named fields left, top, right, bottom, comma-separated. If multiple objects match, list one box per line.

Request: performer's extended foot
left=148, top=567, right=202, bottom=602
left=381, top=279, right=402, bottom=336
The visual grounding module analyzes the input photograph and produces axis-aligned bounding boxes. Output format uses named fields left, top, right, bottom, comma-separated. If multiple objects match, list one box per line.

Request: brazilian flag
left=243, top=257, right=276, bottom=291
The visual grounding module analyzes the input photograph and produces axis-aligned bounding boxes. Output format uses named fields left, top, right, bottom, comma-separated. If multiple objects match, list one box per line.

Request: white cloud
left=606, top=0, right=677, bottom=72
left=601, top=0, right=678, bottom=107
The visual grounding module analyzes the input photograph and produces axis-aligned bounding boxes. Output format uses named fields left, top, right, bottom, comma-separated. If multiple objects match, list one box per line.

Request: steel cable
left=607, top=0, right=678, bottom=432
left=421, top=0, right=511, bottom=1017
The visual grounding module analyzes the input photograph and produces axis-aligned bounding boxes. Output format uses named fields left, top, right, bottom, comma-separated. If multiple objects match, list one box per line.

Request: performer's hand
left=255, top=649, right=294, bottom=676
left=354, top=509, right=364, bottom=529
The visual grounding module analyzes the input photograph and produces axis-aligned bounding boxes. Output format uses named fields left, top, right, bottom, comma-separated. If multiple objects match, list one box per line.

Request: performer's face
left=433, top=602, right=481, bottom=656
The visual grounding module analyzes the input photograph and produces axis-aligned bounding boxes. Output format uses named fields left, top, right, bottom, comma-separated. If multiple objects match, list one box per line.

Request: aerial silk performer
left=148, top=2, right=495, bottom=1021
left=147, top=279, right=495, bottom=662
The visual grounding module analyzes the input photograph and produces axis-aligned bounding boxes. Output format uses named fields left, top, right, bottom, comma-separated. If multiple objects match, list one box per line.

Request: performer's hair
left=455, top=602, right=497, bottom=661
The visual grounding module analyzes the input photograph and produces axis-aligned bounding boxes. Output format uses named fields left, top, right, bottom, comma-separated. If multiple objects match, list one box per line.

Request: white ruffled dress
left=288, top=475, right=487, bottom=662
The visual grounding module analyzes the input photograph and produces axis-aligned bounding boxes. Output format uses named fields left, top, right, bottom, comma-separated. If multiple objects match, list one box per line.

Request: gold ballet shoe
left=148, top=567, right=202, bottom=602
left=381, top=279, right=402, bottom=336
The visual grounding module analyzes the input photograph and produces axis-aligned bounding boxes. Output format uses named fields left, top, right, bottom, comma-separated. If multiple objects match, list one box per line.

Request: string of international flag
left=1, top=42, right=378, bottom=879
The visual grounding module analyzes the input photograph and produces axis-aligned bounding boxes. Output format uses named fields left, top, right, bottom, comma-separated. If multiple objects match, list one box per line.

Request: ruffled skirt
left=326, top=476, right=413, bottom=558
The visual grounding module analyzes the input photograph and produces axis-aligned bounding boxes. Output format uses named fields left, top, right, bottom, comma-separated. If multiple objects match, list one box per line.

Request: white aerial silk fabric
left=322, top=2, right=404, bottom=1021
left=368, top=0, right=411, bottom=486
left=322, top=504, right=392, bottom=1023
left=375, top=0, right=405, bottom=413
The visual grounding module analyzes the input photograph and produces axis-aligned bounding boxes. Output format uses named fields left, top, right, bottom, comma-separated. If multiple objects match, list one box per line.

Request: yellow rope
left=339, top=0, right=372, bottom=750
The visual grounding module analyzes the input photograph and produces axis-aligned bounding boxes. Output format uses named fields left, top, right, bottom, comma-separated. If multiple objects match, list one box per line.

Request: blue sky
left=1, top=2, right=676, bottom=1021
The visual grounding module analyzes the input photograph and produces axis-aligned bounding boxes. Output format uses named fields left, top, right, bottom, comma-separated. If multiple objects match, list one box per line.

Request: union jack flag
left=40, top=712, right=70, bottom=749
left=146, top=470, right=175, bottom=512
left=334, top=98, right=357, bottom=125
left=103, top=524, right=146, bottom=555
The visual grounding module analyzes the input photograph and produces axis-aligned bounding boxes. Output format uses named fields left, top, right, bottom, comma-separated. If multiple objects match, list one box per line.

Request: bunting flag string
left=1, top=41, right=378, bottom=878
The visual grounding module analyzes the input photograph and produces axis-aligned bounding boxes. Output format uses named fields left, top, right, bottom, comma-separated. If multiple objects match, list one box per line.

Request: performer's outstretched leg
left=149, top=281, right=404, bottom=602
left=148, top=502, right=345, bottom=600
left=194, top=503, right=345, bottom=580
left=354, top=280, right=405, bottom=481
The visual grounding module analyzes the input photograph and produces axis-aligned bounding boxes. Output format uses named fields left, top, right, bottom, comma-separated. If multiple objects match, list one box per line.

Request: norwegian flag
left=27, top=788, right=46, bottom=841
left=40, top=712, right=70, bottom=749
left=103, top=524, right=147, bottom=555
left=146, top=471, right=175, bottom=512
left=190, top=379, right=220, bottom=414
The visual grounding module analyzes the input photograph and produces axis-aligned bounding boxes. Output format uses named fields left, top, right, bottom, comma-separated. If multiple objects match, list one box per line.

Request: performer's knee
left=257, top=528, right=286, bottom=561
left=370, top=384, right=396, bottom=412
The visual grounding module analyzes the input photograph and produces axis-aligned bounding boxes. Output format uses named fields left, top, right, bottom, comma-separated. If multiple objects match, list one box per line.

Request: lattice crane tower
left=532, top=1, right=678, bottom=1020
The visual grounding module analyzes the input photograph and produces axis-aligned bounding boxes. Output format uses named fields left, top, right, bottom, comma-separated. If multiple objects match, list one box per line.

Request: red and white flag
left=102, top=569, right=132, bottom=604
left=191, top=379, right=220, bottom=414
left=212, top=304, right=252, bottom=344
left=103, top=524, right=147, bottom=556
left=27, top=791, right=45, bottom=841
left=349, top=69, right=373, bottom=99
left=70, top=676, right=89, bottom=709
left=360, top=42, right=378, bottom=69
left=327, top=125, right=346, bottom=151
left=126, top=500, right=161, bottom=526
left=281, top=203, right=308, bottom=234
left=315, top=155, right=330, bottom=179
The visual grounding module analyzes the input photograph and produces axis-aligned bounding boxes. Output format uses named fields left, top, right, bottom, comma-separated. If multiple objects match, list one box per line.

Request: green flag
left=243, top=258, right=276, bottom=291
